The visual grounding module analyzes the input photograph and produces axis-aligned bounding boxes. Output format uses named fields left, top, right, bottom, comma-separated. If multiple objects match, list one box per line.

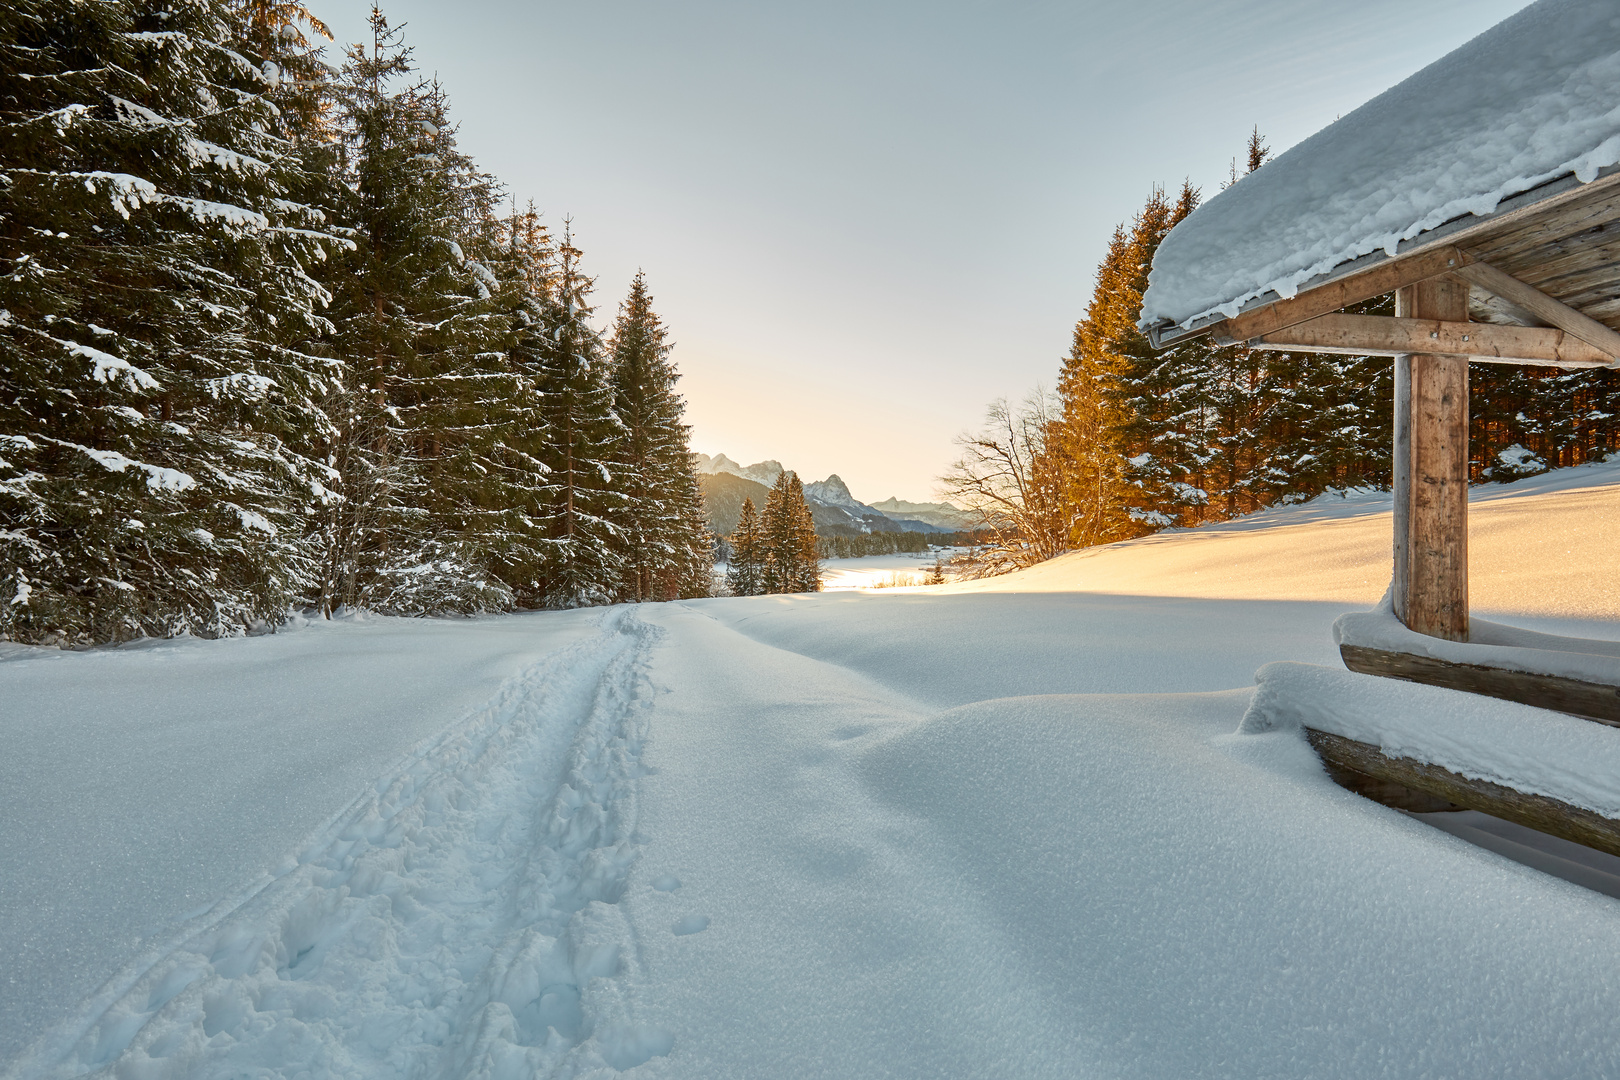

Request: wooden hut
left=1140, top=0, right=1620, bottom=849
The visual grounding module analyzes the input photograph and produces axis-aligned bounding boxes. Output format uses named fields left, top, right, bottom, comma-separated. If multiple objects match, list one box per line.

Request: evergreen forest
left=0, top=0, right=713, bottom=645
left=948, top=130, right=1620, bottom=572
left=725, top=472, right=821, bottom=596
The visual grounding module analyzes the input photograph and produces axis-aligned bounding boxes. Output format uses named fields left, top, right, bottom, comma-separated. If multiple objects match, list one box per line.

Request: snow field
left=6, top=609, right=672, bottom=1080
left=9, top=464, right=1620, bottom=1077
left=633, top=602, right=1620, bottom=1077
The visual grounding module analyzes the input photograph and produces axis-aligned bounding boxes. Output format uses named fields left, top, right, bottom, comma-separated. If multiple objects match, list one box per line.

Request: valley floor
left=8, top=464, right=1620, bottom=1077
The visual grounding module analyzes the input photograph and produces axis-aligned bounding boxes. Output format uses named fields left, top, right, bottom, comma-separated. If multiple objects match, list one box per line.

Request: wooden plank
left=1395, top=277, right=1469, bottom=642
left=1452, top=260, right=1620, bottom=358
left=1210, top=246, right=1467, bottom=345
left=1458, top=179, right=1620, bottom=263
left=1484, top=224, right=1620, bottom=286
left=1525, top=260, right=1620, bottom=305
left=1341, top=644, right=1620, bottom=726
left=1306, top=728, right=1620, bottom=858
left=1250, top=313, right=1618, bottom=367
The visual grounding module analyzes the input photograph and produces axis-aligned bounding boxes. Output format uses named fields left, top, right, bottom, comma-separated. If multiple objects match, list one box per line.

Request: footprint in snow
left=651, top=874, right=681, bottom=892
left=672, top=915, right=709, bottom=936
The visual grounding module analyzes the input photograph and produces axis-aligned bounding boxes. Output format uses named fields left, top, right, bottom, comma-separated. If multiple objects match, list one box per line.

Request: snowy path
left=6, top=609, right=672, bottom=1080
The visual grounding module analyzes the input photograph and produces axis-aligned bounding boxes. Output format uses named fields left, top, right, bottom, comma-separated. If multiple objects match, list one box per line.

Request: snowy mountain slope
left=692, top=453, right=782, bottom=488
left=8, top=464, right=1620, bottom=1077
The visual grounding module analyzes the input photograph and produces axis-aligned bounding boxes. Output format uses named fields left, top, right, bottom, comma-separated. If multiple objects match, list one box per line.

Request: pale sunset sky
left=324, top=0, right=1527, bottom=504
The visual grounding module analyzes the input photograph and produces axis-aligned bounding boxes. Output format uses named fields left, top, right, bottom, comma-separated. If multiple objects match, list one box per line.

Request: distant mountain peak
left=695, top=453, right=782, bottom=487
left=803, top=474, right=858, bottom=508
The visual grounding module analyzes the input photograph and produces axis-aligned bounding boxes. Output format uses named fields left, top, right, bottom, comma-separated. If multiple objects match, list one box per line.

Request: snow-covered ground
left=7, top=464, right=1620, bottom=1077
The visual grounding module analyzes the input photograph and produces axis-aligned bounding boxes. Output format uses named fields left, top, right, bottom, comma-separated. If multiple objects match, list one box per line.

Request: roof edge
left=1145, top=162, right=1620, bottom=350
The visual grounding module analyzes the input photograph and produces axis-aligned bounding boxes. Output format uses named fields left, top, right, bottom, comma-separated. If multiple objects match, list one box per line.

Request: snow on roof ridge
left=1141, top=0, right=1620, bottom=331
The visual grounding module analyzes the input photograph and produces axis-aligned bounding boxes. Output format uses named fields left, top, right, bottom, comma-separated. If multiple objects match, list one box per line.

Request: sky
left=322, top=0, right=1530, bottom=504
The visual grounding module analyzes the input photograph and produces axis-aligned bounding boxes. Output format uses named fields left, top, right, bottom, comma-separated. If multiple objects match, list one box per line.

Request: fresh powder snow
left=1140, top=0, right=1620, bottom=330
left=6, top=467, right=1620, bottom=1076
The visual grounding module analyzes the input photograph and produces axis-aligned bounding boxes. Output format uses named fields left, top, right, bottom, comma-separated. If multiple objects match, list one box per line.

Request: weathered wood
left=1250, top=313, right=1617, bottom=367
left=1305, top=728, right=1620, bottom=859
left=1394, top=277, right=1469, bottom=642
left=1459, top=176, right=1620, bottom=263
left=1340, top=644, right=1620, bottom=726
left=1452, top=259, right=1620, bottom=358
left=1210, top=246, right=1467, bottom=345
left=1314, top=754, right=1467, bottom=813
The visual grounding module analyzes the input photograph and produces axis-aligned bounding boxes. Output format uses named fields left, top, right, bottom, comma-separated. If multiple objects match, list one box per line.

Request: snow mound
left=1142, top=0, right=1620, bottom=329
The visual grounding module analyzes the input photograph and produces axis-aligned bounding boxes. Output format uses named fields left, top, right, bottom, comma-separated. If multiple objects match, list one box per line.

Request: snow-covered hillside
left=7, top=465, right=1620, bottom=1078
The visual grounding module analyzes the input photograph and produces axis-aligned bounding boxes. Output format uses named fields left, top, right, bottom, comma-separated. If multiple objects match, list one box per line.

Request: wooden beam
left=1394, top=277, right=1468, bottom=642
left=1306, top=729, right=1620, bottom=858
left=1249, top=313, right=1618, bottom=368
left=1341, top=645, right=1620, bottom=727
left=1452, top=259, right=1620, bottom=358
left=1209, top=246, right=1468, bottom=345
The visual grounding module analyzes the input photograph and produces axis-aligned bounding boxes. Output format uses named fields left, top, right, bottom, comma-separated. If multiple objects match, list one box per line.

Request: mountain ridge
left=693, top=454, right=975, bottom=536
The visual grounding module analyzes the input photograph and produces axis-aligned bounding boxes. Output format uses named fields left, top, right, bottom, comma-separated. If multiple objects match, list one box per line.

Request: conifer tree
left=607, top=272, right=711, bottom=602
left=522, top=225, right=624, bottom=607
left=726, top=497, right=766, bottom=597
left=758, top=471, right=819, bottom=594
left=0, top=0, right=345, bottom=643
left=316, top=8, right=515, bottom=615
left=788, top=473, right=822, bottom=592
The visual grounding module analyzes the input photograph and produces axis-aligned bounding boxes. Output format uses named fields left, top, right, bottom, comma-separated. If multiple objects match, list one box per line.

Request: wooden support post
left=1393, top=277, right=1469, bottom=641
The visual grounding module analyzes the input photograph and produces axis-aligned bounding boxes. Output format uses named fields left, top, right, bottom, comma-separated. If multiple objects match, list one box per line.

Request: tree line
left=725, top=471, right=821, bottom=596
left=946, top=129, right=1620, bottom=573
left=0, top=0, right=711, bottom=645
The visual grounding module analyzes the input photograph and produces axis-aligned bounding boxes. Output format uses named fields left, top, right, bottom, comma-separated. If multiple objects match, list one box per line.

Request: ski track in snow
left=6, top=607, right=673, bottom=1080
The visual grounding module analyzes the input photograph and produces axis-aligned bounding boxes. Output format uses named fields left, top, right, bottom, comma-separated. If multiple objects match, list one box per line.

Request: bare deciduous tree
left=939, top=390, right=1074, bottom=576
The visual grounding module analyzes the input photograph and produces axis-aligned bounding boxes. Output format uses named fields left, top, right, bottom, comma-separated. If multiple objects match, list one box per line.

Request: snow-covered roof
left=1141, top=0, right=1620, bottom=333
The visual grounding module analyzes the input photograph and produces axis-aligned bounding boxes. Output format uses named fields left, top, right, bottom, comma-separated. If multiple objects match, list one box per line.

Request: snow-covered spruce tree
left=0, top=0, right=345, bottom=644
left=520, top=226, right=625, bottom=607
left=607, top=271, right=711, bottom=602
left=725, top=496, right=765, bottom=596
left=465, top=202, right=556, bottom=600
left=316, top=9, right=517, bottom=616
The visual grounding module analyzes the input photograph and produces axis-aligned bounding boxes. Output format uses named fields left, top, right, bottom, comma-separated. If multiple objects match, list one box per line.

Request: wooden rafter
left=1451, top=259, right=1620, bottom=358
left=1248, top=313, right=1619, bottom=368
left=1208, top=246, right=1468, bottom=345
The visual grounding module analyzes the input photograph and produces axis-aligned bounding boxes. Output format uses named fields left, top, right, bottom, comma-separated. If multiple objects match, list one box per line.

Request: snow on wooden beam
left=1247, top=313, right=1618, bottom=368
left=1341, top=644, right=1620, bottom=727
left=1306, top=728, right=1620, bottom=859
left=1207, top=246, right=1467, bottom=346
left=1451, top=258, right=1620, bottom=359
